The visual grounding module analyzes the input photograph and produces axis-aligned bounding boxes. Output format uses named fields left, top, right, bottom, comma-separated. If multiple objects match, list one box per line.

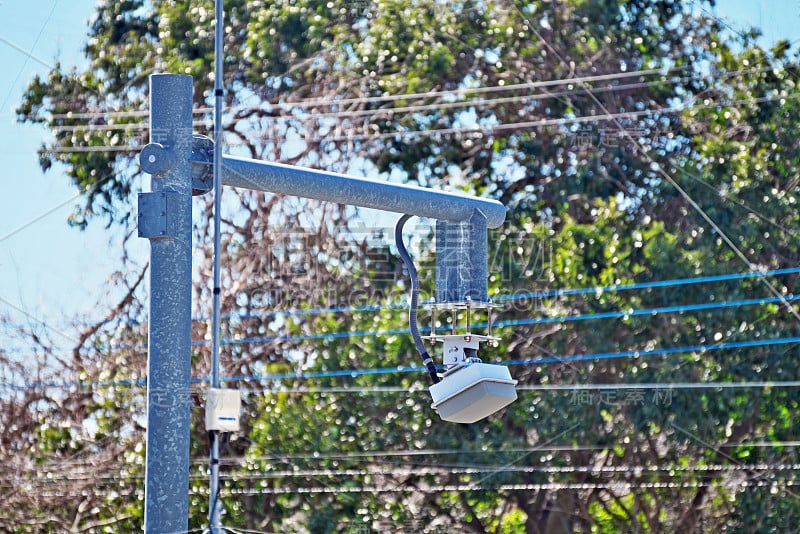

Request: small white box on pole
left=205, top=388, right=241, bottom=432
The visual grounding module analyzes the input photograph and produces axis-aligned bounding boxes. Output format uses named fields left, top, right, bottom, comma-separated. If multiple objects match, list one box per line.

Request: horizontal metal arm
left=221, top=155, right=506, bottom=228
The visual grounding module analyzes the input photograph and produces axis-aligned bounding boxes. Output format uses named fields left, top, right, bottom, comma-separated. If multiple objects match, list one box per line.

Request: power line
left=0, top=0, right=59, bottom=114
left=175, top=267, right=800, bottom=328
left=213, top=479, right=798, bottom=496
left=13, top=462, right=800, bottom=484
left=494, top=293, right=800, bottom=326
left=2, top=265, right=794, bottom=377
left=50, top=120, right=209, bottom=134
left=218, top=463, right=800, bottom=480
left=0, top=294, right=77, bottom=345
left=17, top=440, right=800, bottom=476
left=492, top=267, right=800, bottom=302
left=47, top=64, right=780, bottom=135
left=0, top=180, right=105, bottom=243
left=23, top=477, right=800, bottom=500
left=4, top=335, right=800, bottom=391
left=40, top=71, right=713, bottom=134
left=45, top=90, right=800, bottom=153
left=507, top=336, right=800, bottom=367
left=210, top=440, right=799, bottom=460
left=228, top=380, right=800, bottom=394
left=209, top=439, right=800, bottom=464
left=203, top=292, right=798, bottom=348
left=0, top=36, right=54, bottom=71
left=208, top=266, right=800, bottom=322
left=46, top=65, right=695, bottom=121
left=3, top=265, right=797, bottom=332
left=279, top=92, right=800, bottom=143
left=27, top=287, right=794, bottom=352
left=7, top=377, right=800, bottom=394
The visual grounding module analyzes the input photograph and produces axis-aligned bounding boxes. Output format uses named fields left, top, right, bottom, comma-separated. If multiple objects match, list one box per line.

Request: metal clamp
left=139, top=143, right=175, bottom=175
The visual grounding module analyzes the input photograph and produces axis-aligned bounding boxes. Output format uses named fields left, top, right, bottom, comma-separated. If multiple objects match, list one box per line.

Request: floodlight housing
left=426, top=333, right=517, bottom=423
left=430, top=360, right=517, bottom=423
left=395, top=211, right=517, bottom=424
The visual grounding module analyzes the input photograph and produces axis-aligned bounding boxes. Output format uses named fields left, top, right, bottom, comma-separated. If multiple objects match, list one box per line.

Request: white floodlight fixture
left=395, top=212, right=517, bottom=424
left=425, top=304, right=517, bottom=424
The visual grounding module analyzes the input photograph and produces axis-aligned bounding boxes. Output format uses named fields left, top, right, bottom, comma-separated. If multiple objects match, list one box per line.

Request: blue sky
left=0, top=0, right=799, bottom=353
left=0, top=0, right=112, bottom=353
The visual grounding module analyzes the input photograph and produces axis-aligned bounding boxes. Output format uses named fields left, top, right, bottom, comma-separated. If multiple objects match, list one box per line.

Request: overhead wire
left=666, top=9, right=800, bottom=241
left=0, top=0, right=59, bottom=113
left=17, top=2, right=800, bottom=458
left=670, top=169, right=800, bottom=239
left=203, top=292, right=800, bottom=348
left=0, top=294, right=78, bottom=345
left=3, top=264, right=798, bottom=390
left=4, top=334, right=800, bottom=391
left=17, top=440, right=800, bottom=472
left=46, top=63, right=780, bottom=136
left=38, top=71, right=714, bottom=134
left=6, top=376, right=800, bottom=393
left=213, top=479, right=798, bottom=496
left=3, top=265, right=798, bottom=332
left=20, top=478, right=800, bottom=500
left=670, top=419, right=800, bottom=502
left=45, top=90, right=800, bottom=153
left=0, top=179, right=106, bottom=243
left=491, top=266, right=800, bottom=302
left=6, top=287, right=796, bottom=355
left=217, top=462, right=800, bottom=479
left=503, top=24, right=800, bottom=500
left=12, top=462, right=800, bottom=484
left=0, top=36, right=56, bottom=71
left=228, top=380, right=800, bottom=394
left=36, top=60, right=796, bottom=289
left=46, top=65, right=696, bottom=121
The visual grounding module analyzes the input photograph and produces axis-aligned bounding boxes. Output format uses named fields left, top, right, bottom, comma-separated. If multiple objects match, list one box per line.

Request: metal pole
left=221, top=155, right=507, bottom=228
left=208, top=0, right=224, bottom=530
left=140, top=73, right=194, bottom=533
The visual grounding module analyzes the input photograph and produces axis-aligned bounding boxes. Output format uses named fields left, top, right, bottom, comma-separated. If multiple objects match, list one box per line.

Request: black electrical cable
left=395, top=215, right=440, bottom=384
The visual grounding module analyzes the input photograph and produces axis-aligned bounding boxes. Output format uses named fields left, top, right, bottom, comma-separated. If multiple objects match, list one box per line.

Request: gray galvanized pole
left=208, top=0, right=224, bottom=530
left=138, top=73, right=194, bottom=533
left=221, top=155, right=507, bottom=228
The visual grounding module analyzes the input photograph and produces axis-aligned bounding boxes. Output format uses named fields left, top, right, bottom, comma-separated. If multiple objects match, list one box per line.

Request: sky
left=0, top=0, right=115, bottom=354
left=0, top=0, right=799, bottom=355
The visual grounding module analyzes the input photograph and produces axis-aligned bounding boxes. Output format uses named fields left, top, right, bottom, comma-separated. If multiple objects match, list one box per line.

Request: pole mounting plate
left=138, top=191, right=180, bottom=239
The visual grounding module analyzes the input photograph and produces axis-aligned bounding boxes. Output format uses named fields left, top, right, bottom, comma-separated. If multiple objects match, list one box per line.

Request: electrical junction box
left=205, top=388, right=241, bottom=432
left=429, top=362, right=517, bottom=424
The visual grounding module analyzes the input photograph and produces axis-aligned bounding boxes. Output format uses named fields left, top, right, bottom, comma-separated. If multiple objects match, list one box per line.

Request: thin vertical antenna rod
left=208, top=0, right=224, bottom=531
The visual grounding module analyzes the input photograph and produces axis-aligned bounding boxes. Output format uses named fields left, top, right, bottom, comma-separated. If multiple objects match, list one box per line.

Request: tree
left=9, top=0, right=800, bottom=531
